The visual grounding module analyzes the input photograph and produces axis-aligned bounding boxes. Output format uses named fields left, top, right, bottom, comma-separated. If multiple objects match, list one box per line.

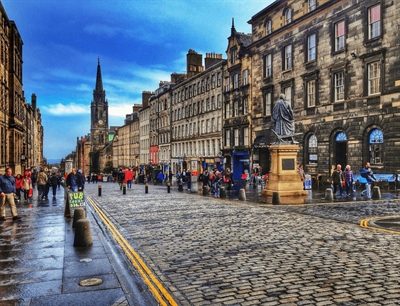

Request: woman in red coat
left=15, top=174, right=23, bottom=202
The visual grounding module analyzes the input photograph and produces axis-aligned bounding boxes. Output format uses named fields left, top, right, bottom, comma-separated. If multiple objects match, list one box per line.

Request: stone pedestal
left=263, top=144, right=307, bottom=202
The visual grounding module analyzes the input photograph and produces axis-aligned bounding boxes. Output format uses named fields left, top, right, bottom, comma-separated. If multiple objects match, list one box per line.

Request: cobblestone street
left=85, top=182, right=400, bottom=305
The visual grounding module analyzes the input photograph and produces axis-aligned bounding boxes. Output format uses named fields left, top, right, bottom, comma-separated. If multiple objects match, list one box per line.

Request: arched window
left=336, top=132, right=347, bottom=141
left=307, top=134, right=318, bottom=164
left=285, top=8, right=292, bottom=25
left=369, top=128, right=383, bottom=164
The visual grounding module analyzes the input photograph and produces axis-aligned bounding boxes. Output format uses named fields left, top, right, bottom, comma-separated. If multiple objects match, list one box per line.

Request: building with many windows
left=171, top=50, right=224, bottom=175
left=247, top=0, right=400, bottom=179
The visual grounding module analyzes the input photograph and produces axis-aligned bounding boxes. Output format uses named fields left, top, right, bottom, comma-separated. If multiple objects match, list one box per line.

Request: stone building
left=171, top=50, right=224, bottom=176
left=0, top=3, right=44, bottom=174
left=247, top=0, right=400, bottom=179
left=139, top=91, right=152, bottom=175
left=223, top=20, right=255, bottom=181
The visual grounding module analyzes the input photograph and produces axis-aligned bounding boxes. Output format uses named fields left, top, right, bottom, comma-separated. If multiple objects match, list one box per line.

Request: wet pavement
left=2, top=181, right=400, bottom=305
left=0, top=186, right=156, bottom=306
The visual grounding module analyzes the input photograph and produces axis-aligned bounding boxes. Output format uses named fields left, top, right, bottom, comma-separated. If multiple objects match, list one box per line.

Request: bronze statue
left=271, top=94, right=299, bottom=144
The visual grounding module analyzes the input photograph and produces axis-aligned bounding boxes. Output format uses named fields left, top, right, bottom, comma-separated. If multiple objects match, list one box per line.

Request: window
left=264, top=54, right=272, bottom=78
left=243, top=98, right=248, bottom=115
left=243, top=70, right=249, bottom=85
left=285, top=8, right=292, bottom=24
left=211, top=118, right=215, bottom=132
left=335, top=20, right=345, bottom=52
left=369, top=128, right=383, bottom=164
left=225, top=130, right=230, bottom=147
left=368, top=61, right=380, bottom=95
left=231, top=48, right=237, bottom=64
left=284, top=45, right=292, bottom=70
left=334, top=72, right=344, bottom=102
left=308, top=0, right=316, bottom=12
left=244, top=127, right=249, bottom=146
left=307, top=34, right=316, bottom=62
left=225, top=77, right=230, bottom=91
left=217, top=94, right=222, bottom=109
left=307, top=80, right=316, bottom=107
left=265, top=20, right=272, bottom=35
left=217, top=72, right=222, bottom=86
left=234, top=129, right=239, bottom=146
left=368, top=4, right=381, bottom=39
left=233, top=74, right=239, bottom=89
left=212, top=96, right=216, bottom=110
left=308, top=135, right=318, bottom=164
left=264, top=92, right=272, bottom=116
left=206, top=98, right=210, bottom=111
left=233, top=100, right=239, bottom=117
left=225, top=103, right=230, bottom=119
left=284, top=87, right=292, bottom=107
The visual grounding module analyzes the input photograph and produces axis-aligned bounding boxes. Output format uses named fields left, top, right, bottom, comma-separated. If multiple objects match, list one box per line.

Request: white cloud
left=42, top=103, right=90, bottom=116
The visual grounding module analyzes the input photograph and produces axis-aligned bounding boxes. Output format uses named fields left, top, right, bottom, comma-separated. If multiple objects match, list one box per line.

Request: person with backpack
left=331, top=164, right=344, bottom=198
left=360, top=162, right=378, bottom=199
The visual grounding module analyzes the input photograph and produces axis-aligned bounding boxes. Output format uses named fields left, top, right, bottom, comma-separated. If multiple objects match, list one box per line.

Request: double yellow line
left=86, top=196, right=178, bottom=306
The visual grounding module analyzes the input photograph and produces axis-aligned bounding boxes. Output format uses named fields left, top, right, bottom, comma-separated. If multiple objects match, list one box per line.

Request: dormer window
left=230, top=48, right=237, bottom=64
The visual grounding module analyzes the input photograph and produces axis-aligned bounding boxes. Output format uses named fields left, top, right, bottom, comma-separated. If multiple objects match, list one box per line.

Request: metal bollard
left=325, top=188, right=333, bottom=201
left=238, top=188, right=246, bottom=201
left=98, top=185, right=102, bottom=196
left=372, top=186, right=381, bottom=199
left=72, top=207, right=86, bottom=228
left=74, top=218, right=93, bottom=247
left=145, top=183, right=148, bottom=194
left=220, top=187, right=226, bottom=199
left=123, top=183, right=126, bottom=195
left=167, top=181, right=171, bottom=193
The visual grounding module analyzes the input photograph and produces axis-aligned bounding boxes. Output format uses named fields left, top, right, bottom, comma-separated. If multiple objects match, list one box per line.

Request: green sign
left=68, top=191, right=85, bottom=216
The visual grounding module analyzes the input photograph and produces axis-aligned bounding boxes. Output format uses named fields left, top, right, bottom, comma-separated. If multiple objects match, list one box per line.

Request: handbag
left=28, top=188, right=33, bottom=198
left=342, top=181, right=346, bottom=187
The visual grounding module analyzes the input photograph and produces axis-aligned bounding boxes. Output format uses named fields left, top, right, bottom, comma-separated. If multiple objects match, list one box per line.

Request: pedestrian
left=36, top=168, right=48, bottom=200
left=0, top=167, right=22, bottom=221
left=49, top=172, right=60, bottom=197
left=125, top=169, right=133, bottom=188
left=224, top=168, right=233, bottom=190
left=31, top=170, right=37, bottom=189
left=201, top=169, right=210, bottom=188
left=66, top=168, right=85, bottom=192
left=15, top=174, right=23, bottom=202
left=157, top=171, right=163, bottom=185
left=117, top=168, right=125, bottom=190
left=22, top=173, right=32, bottom=203
left=331, top=164, right=344, bottom=198
left=213, top=171, right=222, bottom=198
left=343, top=165, right=354, bottom=197
left=360, top=162, right=378, bottom=199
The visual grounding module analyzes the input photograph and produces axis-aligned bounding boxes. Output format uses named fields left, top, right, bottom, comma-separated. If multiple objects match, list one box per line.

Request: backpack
left=360, top=168, right=370, bottom=178
left=209, top=172, right=214, bottom=180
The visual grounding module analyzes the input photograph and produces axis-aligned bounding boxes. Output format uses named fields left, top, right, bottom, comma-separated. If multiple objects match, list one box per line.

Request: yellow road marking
left=360, top=215, right=400, bottom=234
left=86, top=196, right=178, bottom=306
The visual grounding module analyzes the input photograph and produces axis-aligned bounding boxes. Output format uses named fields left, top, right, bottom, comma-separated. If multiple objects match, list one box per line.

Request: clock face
left=98, top=120, right=104, bottom=125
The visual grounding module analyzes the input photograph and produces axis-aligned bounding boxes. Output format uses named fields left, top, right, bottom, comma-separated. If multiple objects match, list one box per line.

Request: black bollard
left=145, top=183, right=148, bottom=194
left=98, top=185, right=102, bottom=197
left=123, top=183, right=126, bottom=195
left=167, top=181, right=171, bottom=193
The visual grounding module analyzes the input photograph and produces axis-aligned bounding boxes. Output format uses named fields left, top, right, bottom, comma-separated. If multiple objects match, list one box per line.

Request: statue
left=271, top=94, right=299, bottom=144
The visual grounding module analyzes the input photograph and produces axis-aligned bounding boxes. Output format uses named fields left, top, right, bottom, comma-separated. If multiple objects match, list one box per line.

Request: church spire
left=93, top=58, right=106, bottom=104
left=95, top=57, right=103, bottom=93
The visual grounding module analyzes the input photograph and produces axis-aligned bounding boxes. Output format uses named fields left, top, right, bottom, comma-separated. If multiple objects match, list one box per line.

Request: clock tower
left=90, top=58, right=109, bottom=173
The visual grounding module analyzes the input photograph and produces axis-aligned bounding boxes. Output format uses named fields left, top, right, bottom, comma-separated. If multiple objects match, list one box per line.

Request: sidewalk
left=0, top=186, right=155, bottom=306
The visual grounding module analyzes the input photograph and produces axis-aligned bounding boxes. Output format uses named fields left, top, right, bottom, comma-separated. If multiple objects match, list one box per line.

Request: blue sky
left=2, top=0, right=272, bottom=161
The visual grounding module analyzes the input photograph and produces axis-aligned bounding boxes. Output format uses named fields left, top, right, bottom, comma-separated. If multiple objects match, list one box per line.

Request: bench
left=353, top=174, right=400, bottom=191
